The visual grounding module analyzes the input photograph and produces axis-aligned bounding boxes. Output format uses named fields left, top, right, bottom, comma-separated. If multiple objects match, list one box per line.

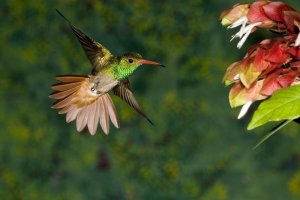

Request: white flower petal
left=237, top=22, right=262, bottom=48
left=233, top=74, right=240, bottom=81
left=228, top=16, right=248, bottom=29
left=237, top=29, right=252, bottom=49
left=292, top=77, right=300, bottom=86
left=295, top=32, right=300, bottom=46
left=238, top=101, right=253, bottom=119
left=228, top=20, right=262, bottom=49
left=229, top=17, right=249, bottom=42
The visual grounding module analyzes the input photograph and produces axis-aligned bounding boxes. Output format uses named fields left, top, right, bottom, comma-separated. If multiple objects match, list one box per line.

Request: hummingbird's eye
left=128, top=58, right=134, bottom=63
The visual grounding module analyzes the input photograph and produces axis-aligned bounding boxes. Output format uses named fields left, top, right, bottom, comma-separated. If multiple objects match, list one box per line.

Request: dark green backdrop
left=1, top=0, right=300, bottom=199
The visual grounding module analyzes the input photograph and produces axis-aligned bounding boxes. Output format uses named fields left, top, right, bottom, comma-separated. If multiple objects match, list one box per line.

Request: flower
left=220, top=0, right=300, bottom=48
left=224, top=35, right=300, bottom=119
left=229, top=80, right=267, bottom=119
left=220, top=3, right=250, bottom=26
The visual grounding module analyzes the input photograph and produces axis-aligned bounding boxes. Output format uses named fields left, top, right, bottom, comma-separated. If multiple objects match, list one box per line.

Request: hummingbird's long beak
left=139, top=59, right=165, bottom=67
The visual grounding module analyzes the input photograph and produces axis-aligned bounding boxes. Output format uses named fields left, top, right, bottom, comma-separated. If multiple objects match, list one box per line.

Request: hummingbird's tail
left=49, top=75, right=119, bottom=135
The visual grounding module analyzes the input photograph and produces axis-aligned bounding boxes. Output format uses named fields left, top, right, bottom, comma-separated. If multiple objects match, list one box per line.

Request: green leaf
left=248, top=85, right=300, bottom=130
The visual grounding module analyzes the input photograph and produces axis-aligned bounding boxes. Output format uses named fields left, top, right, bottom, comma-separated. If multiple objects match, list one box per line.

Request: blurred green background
left=1, top=0, right=300, bottom=199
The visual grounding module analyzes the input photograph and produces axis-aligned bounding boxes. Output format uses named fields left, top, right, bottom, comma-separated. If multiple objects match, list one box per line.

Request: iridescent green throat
left=111, top=62, right=139, bottom=80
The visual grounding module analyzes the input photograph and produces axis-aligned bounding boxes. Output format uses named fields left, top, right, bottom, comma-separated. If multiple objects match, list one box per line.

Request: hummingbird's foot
left=90, top=82, right=102, bottom=95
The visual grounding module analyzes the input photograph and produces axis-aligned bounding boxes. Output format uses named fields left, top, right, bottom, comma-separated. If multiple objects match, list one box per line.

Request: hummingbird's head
left=121, top=52, right=165, bottom=68
left=116, top=52, right=164, bottom=79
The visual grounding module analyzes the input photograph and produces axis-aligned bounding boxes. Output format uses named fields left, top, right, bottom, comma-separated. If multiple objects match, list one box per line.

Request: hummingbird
left=50, top=10, right=164, bottom=135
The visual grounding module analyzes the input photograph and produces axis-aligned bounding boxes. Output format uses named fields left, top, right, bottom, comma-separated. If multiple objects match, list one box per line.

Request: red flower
left=220, top=0, right=300, bottom=48
left=260, top=69, right=299, bottom=96
left=220, top=3, right=250, bottom=26
left=224, top=35, right=300, bottom=118
left=221, top=1, right=300, bottom=119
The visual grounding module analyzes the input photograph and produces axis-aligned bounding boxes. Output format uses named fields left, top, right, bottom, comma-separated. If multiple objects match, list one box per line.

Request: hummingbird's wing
left=56, top=10, right=113, bottom=73
left=50, top=75, right=119, bottom=135
left=113, top=79, right=153, bottom=125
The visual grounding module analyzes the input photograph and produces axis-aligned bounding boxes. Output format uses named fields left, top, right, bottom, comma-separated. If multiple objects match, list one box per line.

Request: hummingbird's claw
left=90, top=82, right=103, bottom=95
left=91, top=81, right=100, bottom=92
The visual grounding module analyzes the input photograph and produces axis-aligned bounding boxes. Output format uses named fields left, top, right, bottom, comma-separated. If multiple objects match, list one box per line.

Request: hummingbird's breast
left=89, top=73, right=119, bottom=95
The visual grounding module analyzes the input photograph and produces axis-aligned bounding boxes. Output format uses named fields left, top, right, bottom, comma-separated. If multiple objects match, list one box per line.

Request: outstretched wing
left=113, top=79, right=153, bottom=125
left=50, top=75, right=119, bottom=135
left=56, top=9, right=113, bottom=73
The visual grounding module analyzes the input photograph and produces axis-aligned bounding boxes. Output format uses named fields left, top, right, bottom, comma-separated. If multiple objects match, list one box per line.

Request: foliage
left=248, top=85, right=300, bottom=130
left=0, top=0, right=300, bottom=200
left=221, top=0, right=300, bottom=145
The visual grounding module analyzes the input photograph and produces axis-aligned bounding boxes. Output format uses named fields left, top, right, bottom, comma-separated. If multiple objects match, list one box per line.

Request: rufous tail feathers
left=49, top=75, right=119, bottom=135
